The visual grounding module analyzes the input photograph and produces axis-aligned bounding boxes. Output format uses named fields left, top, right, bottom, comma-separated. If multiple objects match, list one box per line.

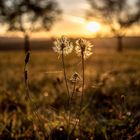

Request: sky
left=0, top=0, right=140, bottom=38
left=0, top=0, right=93, bottom=38
left=47, top=0, right=140, bottom=38
left=45, top=0, right=140, bottom=37
left=48, top=0, right=94, bottom=37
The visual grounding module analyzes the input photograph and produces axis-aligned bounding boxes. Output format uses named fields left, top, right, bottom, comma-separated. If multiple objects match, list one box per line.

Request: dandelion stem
left=71, top=53, right=85, bottom=137
left=68, top=81, right=76, bottom=139
left=71, top=82, right=76, bottom=103
left=61, top=51, right=70, bottom=99
left=81, top=52, right=85, bottom=110
left=79, top=52, right=85, bottom=137
left=61, top=50, right=71, bottom=140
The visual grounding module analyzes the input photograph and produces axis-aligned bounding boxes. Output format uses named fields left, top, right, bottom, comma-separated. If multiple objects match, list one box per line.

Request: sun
left=86, top=21, right=101, bottom=33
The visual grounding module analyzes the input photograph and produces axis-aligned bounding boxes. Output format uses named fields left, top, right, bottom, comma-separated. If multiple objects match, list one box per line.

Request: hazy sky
left=49, top=0, right=94, bottom=37
left=58, top=0, right=90, bottom=16
left=0, top=0, right=91, bottom=37
left=0, top=0, right=139, bottom=38
left=48, top=0, right=140, bottom=37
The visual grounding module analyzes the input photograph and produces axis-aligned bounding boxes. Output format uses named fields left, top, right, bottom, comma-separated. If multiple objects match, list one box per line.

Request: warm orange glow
left=86, top=21, right=101, bottom=33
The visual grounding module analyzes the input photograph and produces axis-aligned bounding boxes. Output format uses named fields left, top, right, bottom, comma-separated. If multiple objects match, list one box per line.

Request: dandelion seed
left=75, top=39, right=93, bottom=59
left=53, top=36, right=73, bottom=55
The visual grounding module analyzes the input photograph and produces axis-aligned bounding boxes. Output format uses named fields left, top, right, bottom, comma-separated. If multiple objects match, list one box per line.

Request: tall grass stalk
left=24, top=51, right=48, bottom=138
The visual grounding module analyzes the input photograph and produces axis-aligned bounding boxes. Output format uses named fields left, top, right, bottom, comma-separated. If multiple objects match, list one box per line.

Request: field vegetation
left=0, top=44, right=140, bottom=139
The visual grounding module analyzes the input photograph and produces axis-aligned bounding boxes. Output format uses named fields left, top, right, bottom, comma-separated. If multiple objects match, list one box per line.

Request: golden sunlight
left=86, top=21, right=101, bottom=33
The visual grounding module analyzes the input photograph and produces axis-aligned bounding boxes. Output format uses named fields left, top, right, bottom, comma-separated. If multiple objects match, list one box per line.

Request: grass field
left=0, top=48, right=140, bottom=139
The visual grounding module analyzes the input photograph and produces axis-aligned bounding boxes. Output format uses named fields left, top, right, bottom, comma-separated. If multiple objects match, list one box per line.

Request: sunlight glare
left=86, top=21, right=101, bottom=33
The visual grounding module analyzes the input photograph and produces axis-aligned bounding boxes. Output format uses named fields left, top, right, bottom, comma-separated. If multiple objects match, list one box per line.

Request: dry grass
left=0, top=48, right=140, bottom=139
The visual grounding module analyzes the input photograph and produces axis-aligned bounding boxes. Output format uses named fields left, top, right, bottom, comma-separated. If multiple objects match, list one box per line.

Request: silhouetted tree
left=0, top=0, right=61, bottom=52
left=87, top=0, right=140, bottom=52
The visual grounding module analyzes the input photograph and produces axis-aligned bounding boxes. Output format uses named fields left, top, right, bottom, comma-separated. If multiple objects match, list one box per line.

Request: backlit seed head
left=53, top=36, right=73, bottom=55
left=70, top=72, right=82, bottom=83
left=75, top=39, right=93, bottom=59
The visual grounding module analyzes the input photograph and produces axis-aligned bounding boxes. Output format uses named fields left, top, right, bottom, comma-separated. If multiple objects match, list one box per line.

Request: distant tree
left=87, top=0, right=140, bottom=52
left=0, top=0, right=61, bottom=52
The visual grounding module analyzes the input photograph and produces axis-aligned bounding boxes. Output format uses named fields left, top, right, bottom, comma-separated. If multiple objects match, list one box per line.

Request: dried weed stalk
left=24, top=41, right=48, bottom=138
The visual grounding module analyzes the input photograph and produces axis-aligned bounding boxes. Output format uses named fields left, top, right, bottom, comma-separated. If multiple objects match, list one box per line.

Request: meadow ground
left=0, top=48, right=140, bottom=139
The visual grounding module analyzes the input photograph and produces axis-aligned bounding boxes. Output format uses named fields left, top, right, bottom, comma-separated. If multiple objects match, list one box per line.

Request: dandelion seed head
left=70, top=72, right=82, bottom=83
left=75, top=39, right=93, bottom=59
left=53, top=36, right=73, bottom=55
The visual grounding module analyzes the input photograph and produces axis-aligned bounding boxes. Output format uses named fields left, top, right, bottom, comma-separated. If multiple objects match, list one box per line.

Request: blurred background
left=0, top=0, right=139, bottom=51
